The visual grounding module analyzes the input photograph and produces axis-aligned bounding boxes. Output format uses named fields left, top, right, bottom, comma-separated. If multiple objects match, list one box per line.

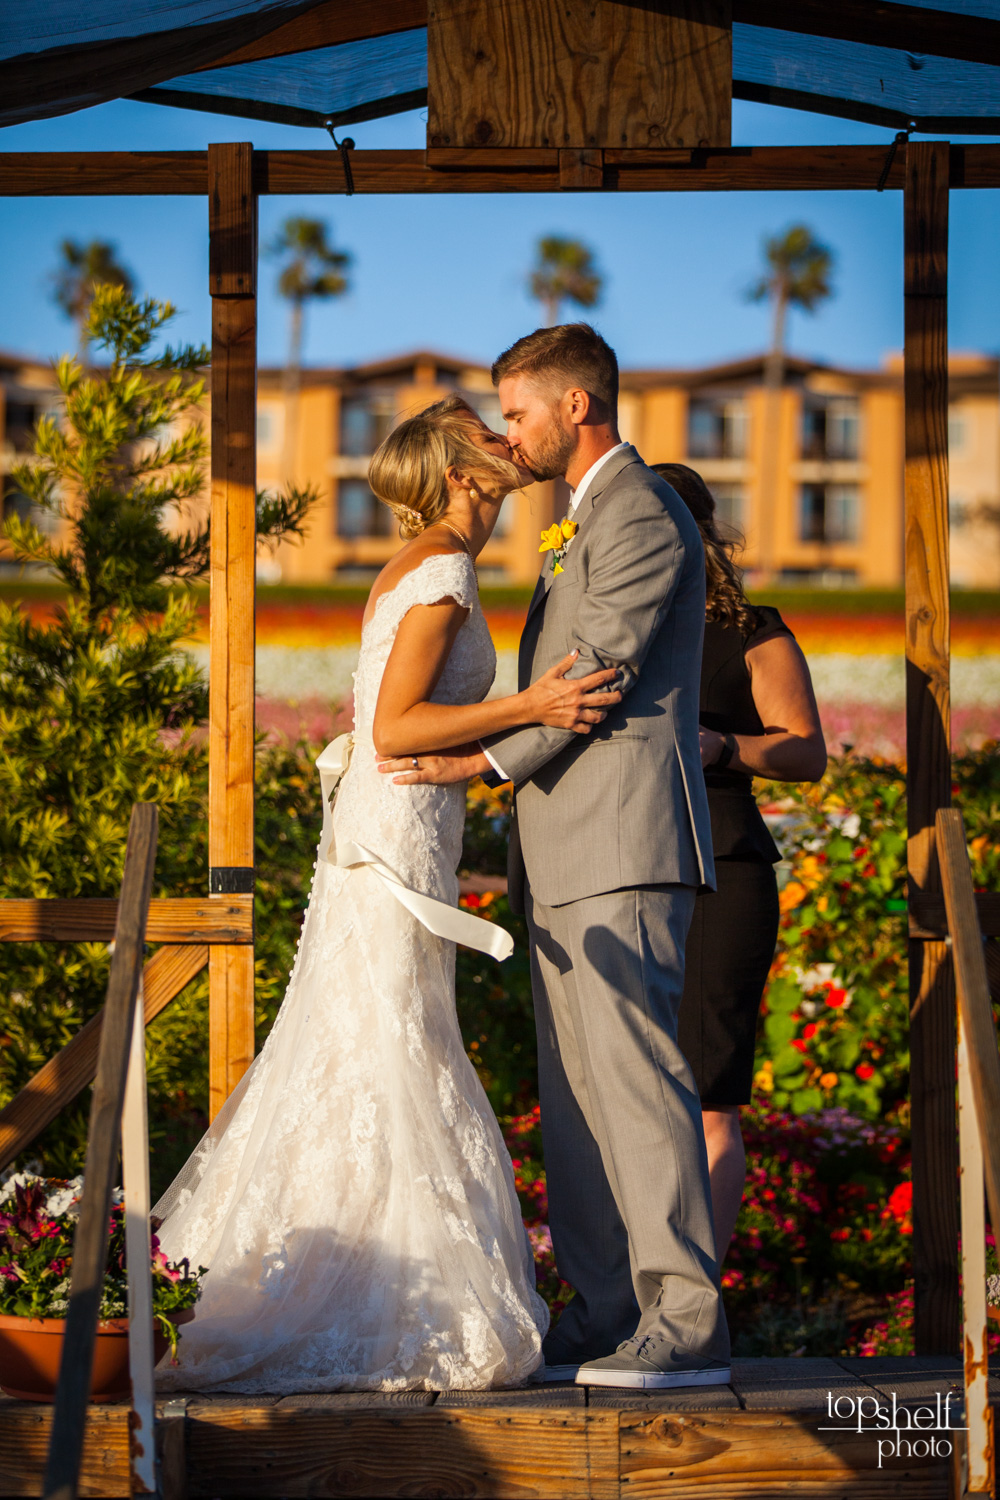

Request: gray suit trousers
left=527, top=883, right=730, bottom=1365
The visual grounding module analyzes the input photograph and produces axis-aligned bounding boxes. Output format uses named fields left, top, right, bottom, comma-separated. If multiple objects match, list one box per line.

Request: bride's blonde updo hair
left=368, top=393, right=523, bottom=540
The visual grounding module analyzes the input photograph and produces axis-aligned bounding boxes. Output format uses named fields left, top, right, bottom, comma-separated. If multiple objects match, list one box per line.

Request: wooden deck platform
left=0, top=1356, right=987, bottom=1499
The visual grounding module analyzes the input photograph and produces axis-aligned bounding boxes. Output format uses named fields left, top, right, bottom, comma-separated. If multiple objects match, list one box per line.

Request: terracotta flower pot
left=0, top=1307, right=195, bottom=1402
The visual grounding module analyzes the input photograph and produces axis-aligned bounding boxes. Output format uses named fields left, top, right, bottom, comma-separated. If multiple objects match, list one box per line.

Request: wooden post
left=904, top=140, right=958, bottom=1355
left=44, top=805, right=158, bottom=1500
left=208, top=141, right=257, bottom=1119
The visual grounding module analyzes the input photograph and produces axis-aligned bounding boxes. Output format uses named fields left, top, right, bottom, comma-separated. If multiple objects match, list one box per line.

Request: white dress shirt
left=482, top=442, right=631, bottom=783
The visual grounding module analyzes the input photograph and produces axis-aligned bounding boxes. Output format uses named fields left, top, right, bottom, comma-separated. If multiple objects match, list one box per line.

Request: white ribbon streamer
left=316, top=735, right=513, bottom=963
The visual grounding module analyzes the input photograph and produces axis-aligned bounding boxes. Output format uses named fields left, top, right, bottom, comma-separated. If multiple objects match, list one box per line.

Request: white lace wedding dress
left=154, top=552, right=548, bottom=1393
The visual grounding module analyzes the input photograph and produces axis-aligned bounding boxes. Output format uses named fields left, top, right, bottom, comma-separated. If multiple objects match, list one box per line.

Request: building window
left=799, top=483, right=860, bottom=544
left=1, top=475, right=31, bottom=523
left=256, top=407, right=281, bottom=451
left=709, top=482, right=746, bottom=532
left=337, top=478, right=393, bottom=538
left=801, top=397, right=859, bottom=461
left=687, top=397, right=747, bottom=459
left=340, top=392, right=396, bottom=457
left=3, top=400, right=42, bottom=454
left=948, top=412, right=966, bottom=453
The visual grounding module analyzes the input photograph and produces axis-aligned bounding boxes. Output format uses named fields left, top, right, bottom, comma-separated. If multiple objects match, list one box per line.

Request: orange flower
left=779, top=881, right=807, bottom=914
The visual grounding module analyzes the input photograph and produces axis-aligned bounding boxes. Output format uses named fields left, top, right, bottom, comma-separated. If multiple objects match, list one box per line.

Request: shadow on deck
left=0, top=1355, right=985, bottom=1498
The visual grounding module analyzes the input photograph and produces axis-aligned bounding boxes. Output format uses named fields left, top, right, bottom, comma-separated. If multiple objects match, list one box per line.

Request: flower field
left=236, top=590, right=1000, bottom=758
left=456, top=749, right=1000, bottom=1356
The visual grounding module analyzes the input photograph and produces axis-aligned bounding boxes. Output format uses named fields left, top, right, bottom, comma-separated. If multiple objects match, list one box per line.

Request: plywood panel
left=427, top=0, right=731, bottom=150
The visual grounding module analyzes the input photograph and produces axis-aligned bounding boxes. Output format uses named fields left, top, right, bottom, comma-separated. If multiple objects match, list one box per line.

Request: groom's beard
left=517, top=420, right=576, bottom=483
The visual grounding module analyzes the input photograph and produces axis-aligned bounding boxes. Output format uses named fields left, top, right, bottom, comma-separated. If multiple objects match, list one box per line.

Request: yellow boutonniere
left=539, top=516, right=578, bottom=575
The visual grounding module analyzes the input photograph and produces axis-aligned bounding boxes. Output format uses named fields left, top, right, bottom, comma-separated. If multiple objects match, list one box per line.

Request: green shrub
left=0, top=288, right=317, bottom=1191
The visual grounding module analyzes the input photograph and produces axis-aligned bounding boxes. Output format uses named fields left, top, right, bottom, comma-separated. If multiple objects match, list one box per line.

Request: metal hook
left=324, top=119, right=356, bottom=196
left=877, top=124, right=916, bottom=192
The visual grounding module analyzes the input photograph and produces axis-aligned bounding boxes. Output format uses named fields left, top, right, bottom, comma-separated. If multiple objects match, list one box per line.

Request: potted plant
left=0, top=1174, right=204, bottom=1402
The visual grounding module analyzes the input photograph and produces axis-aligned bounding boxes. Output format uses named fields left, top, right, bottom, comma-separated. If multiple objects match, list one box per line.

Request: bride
left=154, top=394, right=621, bottom=1393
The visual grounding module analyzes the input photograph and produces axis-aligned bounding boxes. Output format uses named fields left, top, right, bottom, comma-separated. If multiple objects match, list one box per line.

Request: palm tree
left=529, top=236, right=602, bottom=327
left=747, top=224, right=834, bottom=390
left=269, top=216, right=351, bottom=382
left=52, top=240, right=134, bottom=358
left=746, top=225, right=834, bottom=583
left=268, top=216, right=351, bottom=479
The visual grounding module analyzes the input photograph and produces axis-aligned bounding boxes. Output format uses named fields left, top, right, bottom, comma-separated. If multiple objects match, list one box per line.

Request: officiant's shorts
left=677, top=858, right=779, bottom=1106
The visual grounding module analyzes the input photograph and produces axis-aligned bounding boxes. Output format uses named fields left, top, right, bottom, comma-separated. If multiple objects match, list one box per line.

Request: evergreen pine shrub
left=0, top=288, right=317, bottom=1189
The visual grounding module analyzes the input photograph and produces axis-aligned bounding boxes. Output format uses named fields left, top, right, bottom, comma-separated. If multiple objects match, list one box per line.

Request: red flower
left=460, top=893, right=481, bottom=909
left=862, top=863, right=876, bottom=878
left=790, top=1038, right=807, bottom=1053
left=831, top=1227, right=851, bottom=1241
left=855, top=1063, right=875, bottom=1081
left=803, top=1023, right=818, bottom=1040
left=826, top=988, right=847, bottom=1008
left=886, top=1182, right=912, bottom=1220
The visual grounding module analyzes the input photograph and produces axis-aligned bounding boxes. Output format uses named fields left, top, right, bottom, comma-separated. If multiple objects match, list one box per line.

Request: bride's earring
left=469, top=488, right=479, bottom=501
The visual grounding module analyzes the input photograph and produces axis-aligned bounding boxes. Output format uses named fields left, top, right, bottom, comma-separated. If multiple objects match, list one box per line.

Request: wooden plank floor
left=0, top=1356, right=977, bottom=1499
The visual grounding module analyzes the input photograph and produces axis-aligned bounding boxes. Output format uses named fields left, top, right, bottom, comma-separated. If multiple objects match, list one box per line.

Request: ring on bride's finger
left=411, top=757, right=420, bottom=769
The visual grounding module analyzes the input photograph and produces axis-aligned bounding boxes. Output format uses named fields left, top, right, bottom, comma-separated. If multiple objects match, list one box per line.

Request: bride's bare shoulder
left=362, top=535, right=469, bottom=626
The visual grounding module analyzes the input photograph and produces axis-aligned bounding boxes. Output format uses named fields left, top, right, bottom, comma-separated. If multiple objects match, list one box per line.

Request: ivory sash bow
left=316, top=734, right=513, bottom=963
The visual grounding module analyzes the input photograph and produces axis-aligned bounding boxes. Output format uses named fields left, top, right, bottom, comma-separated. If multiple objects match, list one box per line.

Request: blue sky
left=1, top=97, right=998, bottom=374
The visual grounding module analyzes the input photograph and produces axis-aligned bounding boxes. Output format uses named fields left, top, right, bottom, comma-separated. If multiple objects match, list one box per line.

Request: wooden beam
left=45, top=804, right=158, bottom=1500
left=188, top=0, right=426, bottom=71
left=910, top=890, right=1000, bottom=941
left=904, top=140, right=958, bottom=1359
left=0, top=1403, right=131, bottom=1498
left=427, top=0, right=731, bottom=151
left=257, top=144, right=916, bottom=193
left=0, top=944, right=209, bottom=1173
left=184, top=1403, right=620, bottom=1499
left=208, top=143, right=258, bottom=1122
left=5, top=145, right=1000, bottom=198
left=0, top=897, right=252, bottom=945
left=732, top=0, right=1000, bottom=72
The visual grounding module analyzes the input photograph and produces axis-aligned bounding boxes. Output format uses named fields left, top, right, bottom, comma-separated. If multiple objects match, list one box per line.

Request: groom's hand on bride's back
left=377, top=744, right=491, bottom=785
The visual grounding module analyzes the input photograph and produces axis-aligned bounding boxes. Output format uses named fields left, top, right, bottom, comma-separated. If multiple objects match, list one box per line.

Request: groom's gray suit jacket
left=484, top=445, right=715, bottom=909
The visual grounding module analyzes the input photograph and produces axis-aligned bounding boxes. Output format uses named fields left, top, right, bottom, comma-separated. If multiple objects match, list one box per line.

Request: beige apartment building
left=3, top=346, right=999, bottom=588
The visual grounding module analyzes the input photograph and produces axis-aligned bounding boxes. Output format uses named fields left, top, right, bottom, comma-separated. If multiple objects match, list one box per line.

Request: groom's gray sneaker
left=575, top=1336, right=731, bottom=1390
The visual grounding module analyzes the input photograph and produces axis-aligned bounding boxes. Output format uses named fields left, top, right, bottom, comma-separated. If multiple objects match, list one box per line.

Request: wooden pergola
left=1, top=0, right=998, bottom=1376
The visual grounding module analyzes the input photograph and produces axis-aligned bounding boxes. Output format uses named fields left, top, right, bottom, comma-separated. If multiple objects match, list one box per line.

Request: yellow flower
left=553, top=561, right=564, bottom=574
left=560, top=517, right=578, bottom=542
left=819, top=1071, right=839, bottom=1090
left=539, top=523, right=563, bottom=553
left=753, top=1063, right=774, bottom=1094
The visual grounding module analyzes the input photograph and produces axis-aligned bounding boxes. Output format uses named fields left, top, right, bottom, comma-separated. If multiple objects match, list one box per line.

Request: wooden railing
left=937, top=807, right=1000, bottom=1499
left=43, top=805, right=159, bottom=1500
left=0, top=891, right=252, bottom=1169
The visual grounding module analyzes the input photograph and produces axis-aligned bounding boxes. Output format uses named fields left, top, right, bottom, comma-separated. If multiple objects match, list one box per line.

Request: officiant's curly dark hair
left=368, top=394, right=523, bottom=540
left=651, top=463, right=756, bottom=636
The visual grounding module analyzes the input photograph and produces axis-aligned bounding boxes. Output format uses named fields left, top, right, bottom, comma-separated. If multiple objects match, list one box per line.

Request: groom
left=380, top=324, right=729, bottom=1389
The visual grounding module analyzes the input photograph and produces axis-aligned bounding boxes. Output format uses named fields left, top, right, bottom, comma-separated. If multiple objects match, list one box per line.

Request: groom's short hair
left=492, top=324, right=618, bottom=412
